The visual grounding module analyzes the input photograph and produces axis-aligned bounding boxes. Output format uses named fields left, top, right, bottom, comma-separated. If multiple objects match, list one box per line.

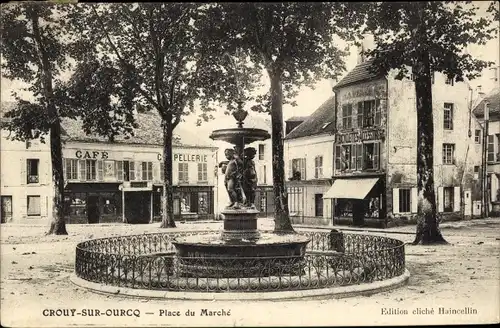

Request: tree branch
left=118, top=6, right=154, bottom=60
left=91, top=5, right=158, bottom=108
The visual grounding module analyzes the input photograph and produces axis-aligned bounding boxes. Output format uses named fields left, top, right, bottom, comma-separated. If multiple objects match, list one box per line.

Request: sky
left=2, top=1, right=499, bottom=131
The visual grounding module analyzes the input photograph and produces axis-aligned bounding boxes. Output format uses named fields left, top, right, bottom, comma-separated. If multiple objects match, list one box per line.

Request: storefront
left=152, top=185, right=215, bottom=221
left=64, top=183, right=123, bottom=224
left=324, top=175, right=386, bottom=227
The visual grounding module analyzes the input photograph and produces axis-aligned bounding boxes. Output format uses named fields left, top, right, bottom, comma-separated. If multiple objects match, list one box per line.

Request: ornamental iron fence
left=75, top=230, right=405, bottom=292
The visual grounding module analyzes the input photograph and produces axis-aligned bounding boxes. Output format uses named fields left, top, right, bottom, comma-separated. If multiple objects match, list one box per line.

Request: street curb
left=293, top=225, right=415, bottom=235
left=70, top=269, right=410, bottom=301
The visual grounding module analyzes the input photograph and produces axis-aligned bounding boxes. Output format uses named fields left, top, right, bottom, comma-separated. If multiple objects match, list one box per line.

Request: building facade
left=1, top=108, right=218, bottom=224
left=328, top=60, right=481, bottom=227
left=1, top=126, right=53, bottom=223
left=474, top=87, right=500, bottom=216
left=284, top=97, right=336, bottom=225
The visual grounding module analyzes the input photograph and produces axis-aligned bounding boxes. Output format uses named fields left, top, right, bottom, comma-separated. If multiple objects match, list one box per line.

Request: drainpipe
left=483, top=102, right=490, bottom=218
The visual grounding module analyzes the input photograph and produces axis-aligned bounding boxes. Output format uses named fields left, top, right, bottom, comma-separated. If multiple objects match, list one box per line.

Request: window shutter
left=357, top=102, right=363, bottom=128
left=411, top=187, right=418, bottom=213
left=454, top=186, right=461, bottom=212
left=350, top=145, right=356, bottom=170
left=438, top=187, right=444, bottom=212
left=374, top=143, right=380, bottom=170
left=137, top=162, right=143, bottom=181
left=335, top=146, right=341, bottom=172
left=302, top=158, right=306, bottom=180
left=19, top=194, right=27, bottom=219
left=79, top=160, right=86, bottom=181
left=160, top=162, right=165, bottom=181
left=63, top=159, right=67, bottom=181
left=356, top=144, right=363, bottom=170
left=116, top=161, right=123, bottom=181
left=198, top=163, right=203, bottom=181
left=288, top=160, right=292, bottom=178
left=40, top=196, right=47, bottom=217
left=44, top=160, right=50, bottom=185
left=20, top=159, right=26, bottom=185
left=393, top=188, right=400, bottom=214
left=97, top=160, right=104, bottom=181
left=375, top=99, right=381, bottom=126
left=153, top=163, right=159, bottom=182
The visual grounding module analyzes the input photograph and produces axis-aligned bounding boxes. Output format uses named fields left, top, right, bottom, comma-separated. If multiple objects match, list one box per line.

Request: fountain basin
left=209, top=128, right=270, bottom=146
left=172, top=233, right=311, bottom=277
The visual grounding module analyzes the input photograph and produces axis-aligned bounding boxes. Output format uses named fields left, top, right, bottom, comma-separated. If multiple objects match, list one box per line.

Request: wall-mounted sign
left=75, top=150, right=109, bottom=160
left=157, top=153, right=208, bottom=162
left=336, top=129, right=385, bottom=143
left=130, top=182, right=148, bottom=188
left=342, top=83, right=386, bottom=101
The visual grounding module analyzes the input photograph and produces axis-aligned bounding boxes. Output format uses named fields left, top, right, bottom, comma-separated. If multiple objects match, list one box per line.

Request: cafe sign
left=336, top=129, right=385, bottom=143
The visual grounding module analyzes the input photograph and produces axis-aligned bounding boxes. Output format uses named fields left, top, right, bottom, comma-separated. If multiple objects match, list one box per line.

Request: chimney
left=477, top=85, right=485, bottom=99
left=357, top=34, right=375, bottom=64
left=490, top=66, right=499, bottom=82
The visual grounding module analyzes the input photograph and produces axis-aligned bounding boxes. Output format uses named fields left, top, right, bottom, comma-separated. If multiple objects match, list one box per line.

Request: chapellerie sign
left=336, top=129, right=385, bottom=143
left=157, top=153, right=208, bottom=162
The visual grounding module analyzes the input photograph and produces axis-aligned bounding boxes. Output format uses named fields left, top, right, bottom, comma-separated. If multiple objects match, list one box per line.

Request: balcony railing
left=27, top=175, right=39, bottom=184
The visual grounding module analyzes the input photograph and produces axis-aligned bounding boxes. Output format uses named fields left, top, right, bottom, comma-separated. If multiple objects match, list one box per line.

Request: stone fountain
left=172, top=103, right=311, bottom=277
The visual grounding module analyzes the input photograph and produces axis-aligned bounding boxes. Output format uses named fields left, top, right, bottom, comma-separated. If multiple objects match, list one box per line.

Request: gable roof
left=61, top=111, right=216, bottom=148
left=284, top=96, right=336, bottom=140
left=286, top=116, right=309, bottom=122
left=333, top=59, right=383, bottom=90
left=473, top=87, right=500, bottom=119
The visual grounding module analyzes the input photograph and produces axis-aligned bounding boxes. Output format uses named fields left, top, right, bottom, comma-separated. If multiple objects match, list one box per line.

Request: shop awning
left=323, top=177, right=379, bottom=199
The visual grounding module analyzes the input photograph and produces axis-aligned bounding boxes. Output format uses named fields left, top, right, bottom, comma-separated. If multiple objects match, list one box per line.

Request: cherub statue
left=223, top=147, right=246, bottom=208
left=242, top=147, right=258, bottom=208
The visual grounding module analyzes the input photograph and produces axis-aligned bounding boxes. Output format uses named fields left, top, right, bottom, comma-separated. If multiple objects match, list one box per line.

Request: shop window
left=290, top=158, right=306, bottom=180
left=179, top=163, right=189, bottom=183
left=198, top=163, right=208, bottom=182
left=442, top=143, right=455, bottom=165
left=314, top=156, right=323, bottom=179
left=141, top=162, right=153, bottom=181
left=443, top=103, right=454, bottom=130
left=198, top=192, right=208, bottom=214
left=258, top=144, right=265, bottom=160
left=399, top=189, right=411, bottom=213
left=366, top=197, right=380, bottom=218
left=27, top=196, right=41, bottom=216
left=64, top=159, right=78, bottom=181
left=341, top=104, right=353, bottom=129
left=179, top=193, right=191, bottom=212
left=335, top=199, right=353, bottom=217
left=443, top=187, right=454, bottom=212
left=475, top=130, right=481, bottom=144
left=26, top=159, right=39, bottom=184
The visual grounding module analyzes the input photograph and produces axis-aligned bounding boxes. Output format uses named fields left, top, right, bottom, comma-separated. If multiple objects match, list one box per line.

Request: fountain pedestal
left=221, top=208, right=260, bottom=241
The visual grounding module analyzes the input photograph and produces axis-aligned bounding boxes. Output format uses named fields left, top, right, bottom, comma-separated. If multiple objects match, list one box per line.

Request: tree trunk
left=412, top=53, right=447, bottom=245
left=28, top=7, right=67, bottom=235
left=47, top=119, right=68, bottom=235
left=160, top=115, right=176, bottom=228
left=269, top=73, right=295, bottom=234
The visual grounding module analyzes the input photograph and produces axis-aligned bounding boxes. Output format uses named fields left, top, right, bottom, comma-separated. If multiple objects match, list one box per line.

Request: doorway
left=124, top=192, right=151, bottom=224
left=86, top=196, right=100, bottom=224
left=1, top=196, right=13, bottom=223
left=314, top=194, right=323, bottom=217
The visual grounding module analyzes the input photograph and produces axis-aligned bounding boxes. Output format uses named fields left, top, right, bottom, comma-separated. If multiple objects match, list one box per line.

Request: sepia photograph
left=1, top=1, right=499, bottom=327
